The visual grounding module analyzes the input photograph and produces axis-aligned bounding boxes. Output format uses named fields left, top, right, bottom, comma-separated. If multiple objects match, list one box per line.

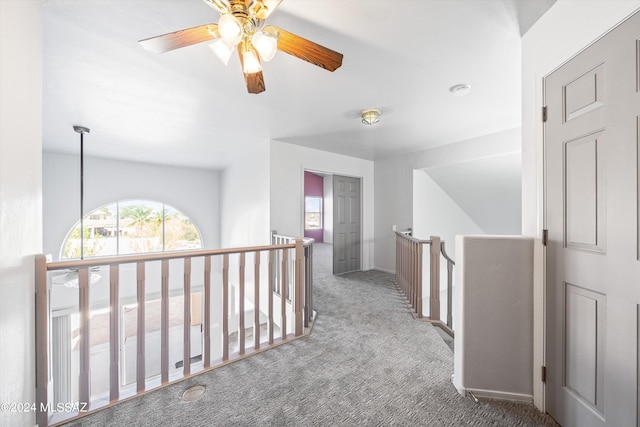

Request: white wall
left=374, top=128, right=521, bottom=272
left=0, top=1, right=41, bottom=426
left=453, top=235, right=534, bottom=401
left=220, top=140, right=271, bottom=248
left=412, top=170, right=484, bottom=253
left=323, top=175, right=333, bottom=243
left=522, top=0, right=640, bottom=410
left=270, top=140, right=375, bottom=270
left=43, top=152, right=220, bottom=260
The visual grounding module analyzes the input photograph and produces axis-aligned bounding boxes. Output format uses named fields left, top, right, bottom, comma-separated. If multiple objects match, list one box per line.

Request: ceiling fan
left=139, top=0, right=344, bottom=94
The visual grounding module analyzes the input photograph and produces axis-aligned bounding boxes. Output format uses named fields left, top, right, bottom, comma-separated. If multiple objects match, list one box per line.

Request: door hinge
left=541, top=366, right=547, bottom=383
left=542, top=106, right=548, bottom=123
left=542, top=229, right=548, bottom=246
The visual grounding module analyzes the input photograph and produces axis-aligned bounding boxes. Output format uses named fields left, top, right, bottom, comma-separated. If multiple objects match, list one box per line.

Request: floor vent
left=182, top=385, right=206, bottom=402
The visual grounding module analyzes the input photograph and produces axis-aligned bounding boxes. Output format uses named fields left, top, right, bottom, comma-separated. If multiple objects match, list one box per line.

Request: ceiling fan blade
left=237, top=47, right=266, bottom=94
left=264, top=25, right=343, bottom=72
left=244, top=71, right=266, bottom=94
left=139, top=24, right=218, bottom=53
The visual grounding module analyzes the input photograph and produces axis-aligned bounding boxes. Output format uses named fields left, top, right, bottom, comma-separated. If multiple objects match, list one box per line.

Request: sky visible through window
left=304, top=196, right=322, bottom=230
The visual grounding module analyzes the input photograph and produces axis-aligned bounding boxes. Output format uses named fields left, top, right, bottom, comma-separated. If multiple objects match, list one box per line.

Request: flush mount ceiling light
left=450, top=83, right=471, bottom=96
left=361, top=109, right=381, bottom=126
left=139, top=0, right=343, bottom=94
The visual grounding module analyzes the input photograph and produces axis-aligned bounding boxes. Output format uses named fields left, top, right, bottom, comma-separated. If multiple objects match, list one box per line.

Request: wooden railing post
left=222, top=254, right=229, bottom=361
left=238, top=253, right=245, bottom=355
left=35, top=255, right=49, bottom=427
left=429, top=236, right=441, bottom=323
left=161, top=260, right=170, bottom=383
left=109, top=265, right=120, bottom=401
left=304, top=243, right=313, bottom=327
left=203, top=256, right=211, bottom=368
left=183, top=258, right=191, bottom=375
left=78, top=267, right=90, bottom=405
left=416, top=242, right=423, bottom=318
left=253, top=251, right=261, bottom=350
left=294, top=239, right=304, bottom=336
left=136, top=262, right=145, bottom=393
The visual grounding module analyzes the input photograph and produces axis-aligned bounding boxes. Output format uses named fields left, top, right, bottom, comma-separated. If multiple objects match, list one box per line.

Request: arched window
left=61, top=200, right=202, bottom=259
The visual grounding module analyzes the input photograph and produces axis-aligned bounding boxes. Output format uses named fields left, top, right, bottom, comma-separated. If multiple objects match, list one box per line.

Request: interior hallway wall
left=0, top=2, right=42, bottom=426
left=43, top=152, right=220, bottom=260
left=270, top=140, right=374, bottom=270
left=374, top=128, right=521, bottom=272
left=412, top=170, right=484, bottom=254
left=220, top=140, right=271, bottom=248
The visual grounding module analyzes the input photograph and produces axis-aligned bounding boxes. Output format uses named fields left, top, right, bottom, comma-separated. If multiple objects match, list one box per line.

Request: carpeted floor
left=63, top=244, right=558, bottom=426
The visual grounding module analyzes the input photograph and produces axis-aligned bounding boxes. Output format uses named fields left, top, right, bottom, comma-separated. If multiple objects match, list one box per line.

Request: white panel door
left=544, top=11, right=640, bottom=427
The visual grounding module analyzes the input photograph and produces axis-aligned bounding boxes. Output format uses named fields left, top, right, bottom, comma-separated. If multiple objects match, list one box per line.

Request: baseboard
left=371, top=267, right=395, bottom=275
left=452, top=378, right=533, bottom=403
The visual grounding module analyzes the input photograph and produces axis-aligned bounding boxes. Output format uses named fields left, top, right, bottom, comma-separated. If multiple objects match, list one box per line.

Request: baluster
left=281, top=248, right=288, bottom=339
left=136, top=262, right=145, bottom=393
left=204, top=256, right=211, bottom=368
left=183, top=258, right=191, bottom=375
left=430, top=236, right=441, bottom=322
left=294, top=239, right=303, bottom=337
left=268, top=250, right=274, bottom=345
left=254, top=251, right=261, bottom=350
left=79, top=267, right=90, bottom=405
left=222, top=254, right=229, bottom=361
left=417, top=242, right=423, bottom=318
left=161, top=260, right=169, bottom=384
left=239, top=253, right=245, bottom=355
left=35, top=255, right=49, bottom=427
left=109, top=265, right=120, bottom=401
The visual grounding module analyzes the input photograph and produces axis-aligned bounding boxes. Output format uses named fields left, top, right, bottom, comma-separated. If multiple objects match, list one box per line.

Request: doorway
left=303, top=171, right=362, bottom=276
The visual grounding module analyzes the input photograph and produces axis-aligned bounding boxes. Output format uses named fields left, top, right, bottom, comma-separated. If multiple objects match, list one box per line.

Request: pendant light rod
left=74, top=126, right=90, bottom=259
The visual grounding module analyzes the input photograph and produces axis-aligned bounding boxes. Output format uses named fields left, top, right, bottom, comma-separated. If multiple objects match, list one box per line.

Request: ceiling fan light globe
left=218, top=13, right=244, bottom=46
left=242, top=48, right=262, bottom=74
left=252, top=31, right=278, bottom=62
left=209, top=39, right=234, bottom=65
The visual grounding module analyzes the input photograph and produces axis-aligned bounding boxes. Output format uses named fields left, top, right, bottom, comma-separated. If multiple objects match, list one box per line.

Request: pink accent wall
left=304, top=171, right=323, bottom=242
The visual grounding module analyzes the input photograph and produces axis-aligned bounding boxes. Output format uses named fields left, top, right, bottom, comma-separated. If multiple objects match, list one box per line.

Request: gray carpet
left=64, top=258, right=558, bottom=426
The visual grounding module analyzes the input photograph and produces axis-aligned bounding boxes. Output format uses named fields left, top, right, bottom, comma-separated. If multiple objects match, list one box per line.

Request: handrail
left=46, top=243, right=296, bottom=271
left=440, top=241, right=455, bottom=333
left=395, top=231, right=454, bottom=336
left=35, top=239, right=311, bottom=427
left=395, top=230, right=431, bottom=245
left=440, top=242, right=455, bottom=265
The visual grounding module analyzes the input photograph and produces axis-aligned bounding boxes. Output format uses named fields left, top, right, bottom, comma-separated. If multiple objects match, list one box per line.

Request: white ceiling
left=42, top=0, right=555, bottom=170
